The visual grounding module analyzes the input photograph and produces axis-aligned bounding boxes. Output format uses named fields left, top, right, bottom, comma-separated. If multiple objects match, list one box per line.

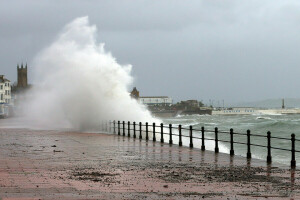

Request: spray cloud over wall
left=24, top=16, right=157, bottom=130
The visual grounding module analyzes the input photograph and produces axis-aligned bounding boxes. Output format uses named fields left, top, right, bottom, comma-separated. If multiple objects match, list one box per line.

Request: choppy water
left=1, top=114, right=299, bottom=166
left=162, top=114, right=300, bottom=165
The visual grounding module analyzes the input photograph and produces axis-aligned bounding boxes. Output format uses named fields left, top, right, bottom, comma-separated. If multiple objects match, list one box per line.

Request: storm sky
left=1, top=0, right=300, bottom=104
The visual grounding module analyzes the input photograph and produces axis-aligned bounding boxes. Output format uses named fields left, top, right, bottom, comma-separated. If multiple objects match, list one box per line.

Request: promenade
left=0, top=127, right=299, bottom=199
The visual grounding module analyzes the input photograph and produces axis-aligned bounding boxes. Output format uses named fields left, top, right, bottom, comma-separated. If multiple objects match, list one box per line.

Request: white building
left=212, top=107, right=257, bottom=115
left=139, top=96, right=173, bottom=106
left=0, top=75, right=11, bottom=104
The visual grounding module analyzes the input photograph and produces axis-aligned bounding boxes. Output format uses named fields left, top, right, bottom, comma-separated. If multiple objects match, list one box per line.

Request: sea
left=162, top=114, right=300, bottom=165
left=1, top=113, right=299, bottom=166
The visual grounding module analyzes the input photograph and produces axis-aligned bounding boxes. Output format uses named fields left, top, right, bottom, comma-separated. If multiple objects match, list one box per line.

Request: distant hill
left=232, top=98, right=300, bottom=109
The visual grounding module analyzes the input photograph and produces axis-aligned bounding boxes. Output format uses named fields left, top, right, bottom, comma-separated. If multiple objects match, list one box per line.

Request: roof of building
left=139, top=96, right=170, bottom=98
left=0, top=75, right=10, bottom=83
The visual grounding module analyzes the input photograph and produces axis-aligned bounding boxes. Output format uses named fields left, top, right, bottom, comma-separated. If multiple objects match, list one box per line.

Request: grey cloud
left=1, top=0, right=300, bottom=104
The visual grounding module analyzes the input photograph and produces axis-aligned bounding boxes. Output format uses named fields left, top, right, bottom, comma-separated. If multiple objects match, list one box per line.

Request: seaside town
left=3, top=65, right=300, bottom=119
left=0, top=64, right=232, bottom=118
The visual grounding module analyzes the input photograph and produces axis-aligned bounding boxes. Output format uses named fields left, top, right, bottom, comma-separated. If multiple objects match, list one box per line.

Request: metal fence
left=103, top=120, right=298, bottom=168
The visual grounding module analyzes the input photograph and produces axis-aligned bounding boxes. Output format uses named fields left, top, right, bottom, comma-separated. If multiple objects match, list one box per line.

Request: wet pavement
left=0, top=128, right=299, bottom=199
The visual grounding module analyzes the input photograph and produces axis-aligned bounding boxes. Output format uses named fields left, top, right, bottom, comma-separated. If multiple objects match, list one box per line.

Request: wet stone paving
left=0, top=128, right=299, bottom=199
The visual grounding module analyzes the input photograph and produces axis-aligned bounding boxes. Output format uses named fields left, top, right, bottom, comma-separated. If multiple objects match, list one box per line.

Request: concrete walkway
left=0, top=128, right=299, bottom=199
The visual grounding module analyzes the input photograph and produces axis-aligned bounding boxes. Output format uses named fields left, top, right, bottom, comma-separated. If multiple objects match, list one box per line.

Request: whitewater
left=19, top=16, right=157, bottom=131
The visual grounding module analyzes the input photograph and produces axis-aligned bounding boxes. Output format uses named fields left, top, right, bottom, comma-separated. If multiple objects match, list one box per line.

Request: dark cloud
left=1, top=0, right=300, bottom=103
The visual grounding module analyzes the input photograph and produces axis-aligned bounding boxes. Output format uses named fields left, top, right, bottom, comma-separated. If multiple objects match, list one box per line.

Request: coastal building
left=130, top=87, right=173, bottom=106
left=212, top=107, right=300, bottom=115
left=212, top=107, right=258, bottom=115
left=0, top=75, right=11, bottom=104
left=129, top=87, right=212, bottom=117
left=139, top=96, right=173, bottom=106
left=0, top=75, right=12, bottom=117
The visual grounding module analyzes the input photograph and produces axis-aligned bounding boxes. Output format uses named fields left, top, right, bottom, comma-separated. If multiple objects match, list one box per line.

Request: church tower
left=17, top=63, right=28, bottom=88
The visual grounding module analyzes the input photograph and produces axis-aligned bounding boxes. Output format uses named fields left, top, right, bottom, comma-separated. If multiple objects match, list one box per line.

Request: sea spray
left=18, top=16, right=227, bottom=155
left=22, top=16, right=158, bottom=131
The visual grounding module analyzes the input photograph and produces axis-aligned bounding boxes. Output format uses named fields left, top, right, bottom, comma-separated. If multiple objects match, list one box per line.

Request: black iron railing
left=103, top=120, right=298, bottom=168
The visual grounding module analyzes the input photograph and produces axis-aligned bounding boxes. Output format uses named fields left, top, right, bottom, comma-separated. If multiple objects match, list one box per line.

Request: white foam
left=20, top=17, right=159, bottom=131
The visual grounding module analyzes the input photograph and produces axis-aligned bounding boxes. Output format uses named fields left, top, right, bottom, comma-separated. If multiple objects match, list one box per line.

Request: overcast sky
left=1, top=0, right=300, bottom=104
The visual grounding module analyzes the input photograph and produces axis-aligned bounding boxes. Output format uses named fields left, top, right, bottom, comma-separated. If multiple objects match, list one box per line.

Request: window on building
left=0, top=94, right=3, bottom=100
left=0, top=85, right=2, bottom=90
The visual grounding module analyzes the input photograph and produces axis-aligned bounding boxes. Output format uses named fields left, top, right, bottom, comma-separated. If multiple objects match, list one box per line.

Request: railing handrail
left=107, top=120, right=298, bottom=168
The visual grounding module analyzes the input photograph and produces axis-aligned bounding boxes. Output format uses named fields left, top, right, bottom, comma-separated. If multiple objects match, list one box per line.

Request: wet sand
left=0, top=128, right=299, bottom=199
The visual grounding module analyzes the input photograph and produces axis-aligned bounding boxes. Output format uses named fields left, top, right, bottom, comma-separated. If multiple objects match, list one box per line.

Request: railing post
left=230, top=128, right=234, bottom=155
left=153, top=123, right=156, bottom=142
left=169, top=124, right=173, bottom=144
left=160, top=123, right=164, bottom=143
left=201, top=126, right=205, bottom=151
left=109, top=120, right=111, bottom=133
left=139, top=122, right=142, bottom=139
left=178, top=125, right=182, bottom=146
left=128, top=121, right=130, bottom=137
left=113, top=120, right=116, bottom=134
left=215, top=127, right=219, bottom=153
left=133, top=122, right=136, bottom=138
left=189, top=126, right=193, bottom=148
left=146, top=122, right=149, bottom=141
left=291, top=134, right=296, bottom=168
left=267, top=131, right=272, bottom=163
left=247, top=130, right=251, bottom=159
left=118, top=121, right=120, bottom=135
left=122, top=121, right=125, bottom=136
left=105, top=120, right=108, bottom=132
